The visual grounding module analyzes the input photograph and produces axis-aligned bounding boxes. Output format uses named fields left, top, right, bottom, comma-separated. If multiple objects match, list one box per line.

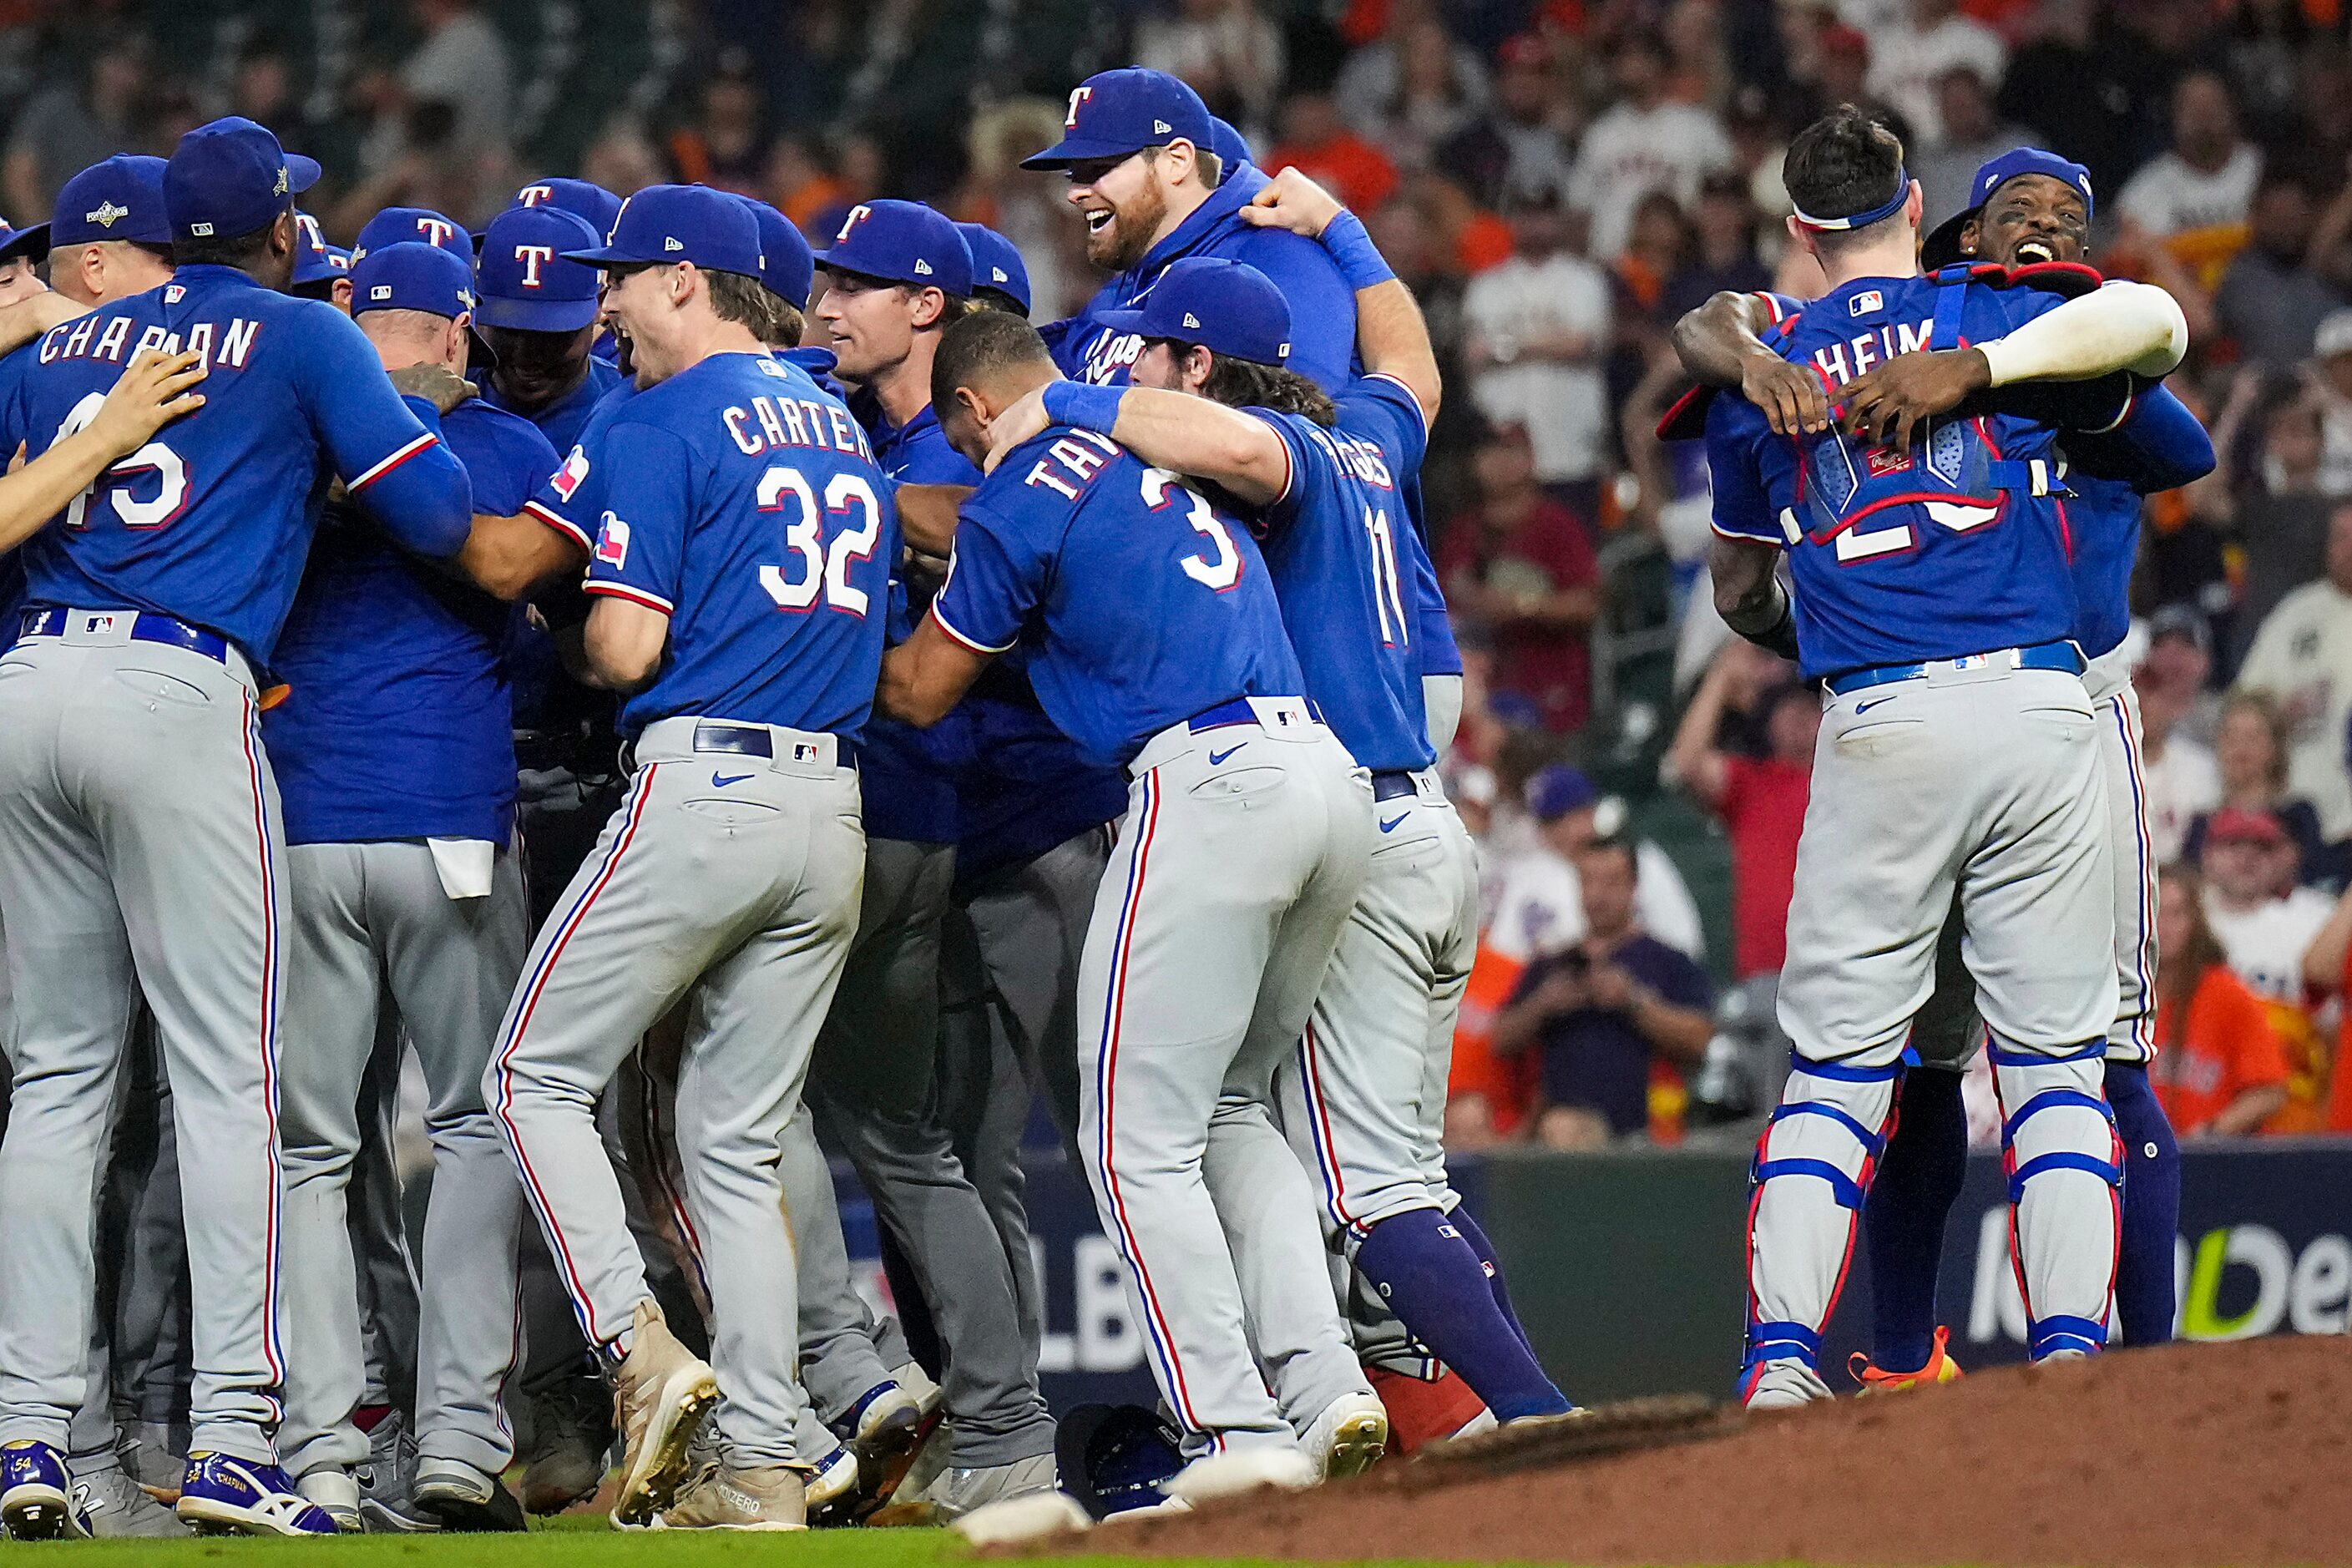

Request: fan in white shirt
left=2234, top=507, right=2352, bottom=840
left=1863, top=0, right=2006, bottom=149
left=1569, top=31, right=1732, bottom=260
left=2201, top=808, right=2334, bottom=1004
left=1462, top=197, right=1612, bottom=488
left=1487, top=765, right=1706, bottom=964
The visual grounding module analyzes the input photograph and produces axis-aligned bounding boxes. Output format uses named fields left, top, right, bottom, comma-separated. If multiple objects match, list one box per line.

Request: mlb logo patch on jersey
left=594, top=512, right=631, bottom=567
left=551, top=447, right=590, bottom=501
left=1849, top=290, right=1883, bottom=316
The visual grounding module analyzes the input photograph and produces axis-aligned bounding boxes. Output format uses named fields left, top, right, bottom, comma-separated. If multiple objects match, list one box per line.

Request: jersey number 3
left=757, top=465, right=883, bottom=615
left=1141, top=468, right=1242, bottom=591
left=55, top=392, right=190, bottom=531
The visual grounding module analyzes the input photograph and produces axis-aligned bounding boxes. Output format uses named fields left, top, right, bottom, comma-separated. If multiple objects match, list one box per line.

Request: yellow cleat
left=1849, top=1324, right=1965, bottom=1393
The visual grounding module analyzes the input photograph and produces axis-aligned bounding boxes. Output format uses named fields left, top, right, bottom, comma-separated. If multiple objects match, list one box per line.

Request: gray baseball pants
left=0, top=625, right=289, bottom=1463
left=808, top=837, right=1055, bottom=1466
left=488, top=718, right=863, bottom=1465
left=1077, top=704, right=1375, bottom=1459
left=277, top=841, right=529, bottom=1479
left=1749, top=660, right=2122, bottom=1369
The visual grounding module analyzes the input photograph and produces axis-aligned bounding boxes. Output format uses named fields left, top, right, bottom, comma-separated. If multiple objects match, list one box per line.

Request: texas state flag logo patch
left=594, top=512, right=630, bottom=568
left=551, top=447, right=590, bottom=502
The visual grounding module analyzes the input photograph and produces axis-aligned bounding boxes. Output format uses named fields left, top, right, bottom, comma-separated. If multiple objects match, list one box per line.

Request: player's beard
left=1091, top=175, right=1169, bottom=272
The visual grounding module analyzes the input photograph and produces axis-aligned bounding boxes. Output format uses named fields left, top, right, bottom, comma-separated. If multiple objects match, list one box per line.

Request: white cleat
left=952, top=1488, right=1095, bottom=1545
left=1743, top=1358, right=1835, bottom=1411
left=1304, top=1391, right=1389, bottom=1480
left=294, top=1467, right=362, bottom=1533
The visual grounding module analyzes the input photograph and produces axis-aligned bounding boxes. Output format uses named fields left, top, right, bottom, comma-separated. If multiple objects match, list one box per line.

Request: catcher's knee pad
left=1745, top=1055, right=1903, bottom=1368
left=1990, top=1039, right=2122, bottom=1358
left=1753, top=1054, right=1904, bottom=1213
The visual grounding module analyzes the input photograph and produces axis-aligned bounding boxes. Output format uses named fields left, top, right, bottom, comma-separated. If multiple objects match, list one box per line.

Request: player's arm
left=454, top=503, right=587, bottom=602
left=1241, top=166, right=1439, bottom=422
left=895, top=482, right=972, bottom=559
left=1672, top=291, right=1831, bottom=437
left=1839, top=281, right=2190, bottom=453
left=0, top=291, right=87, bottom=361
left=0, top=349, right=205, bottom=554
left=1703, top=397, right=1799, bottom=662
left=879, top=615, right=989, bottom=726
left=582, top=597, right=666, bottom=691
left=2061, top=381, right=2216, bottom=495
left=300, top=309, right=475, bottom=558
left=988, top=381, right=1288, bottom=505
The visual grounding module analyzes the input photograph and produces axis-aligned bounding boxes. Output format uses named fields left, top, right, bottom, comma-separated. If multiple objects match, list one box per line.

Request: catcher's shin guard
left=1743, top=1054, right=1901, bottom=1383
left=1990, top=1039, right=2122, bottom=1360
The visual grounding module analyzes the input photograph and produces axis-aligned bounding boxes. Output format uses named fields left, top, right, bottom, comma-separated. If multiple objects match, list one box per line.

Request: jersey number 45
left=55, top=393, right=190, bottom=530
left=757, top=464, right=883, bottom=615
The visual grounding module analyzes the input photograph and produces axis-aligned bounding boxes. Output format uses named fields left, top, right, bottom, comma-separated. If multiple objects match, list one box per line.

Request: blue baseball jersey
left=0, top=266, right=473, bottom=665
left=266, top=398, right=560, bottom=846
left=1252, top=373, right=1435, bottom=773
left=1704, top=273, right=2086, bottom=680
left=1412, top=529, right=1461, bottom=678
left=861, top=393, right=974, bottom=844
left=1734, top=284, right=2213, bottom=665
left=576, top=351, right=897, bottom=741
left=478, top=352, right=623, bottom=457
left=932, top=426, right=1303, bottom=770
left=1049, top=176, right=1358, bottom=393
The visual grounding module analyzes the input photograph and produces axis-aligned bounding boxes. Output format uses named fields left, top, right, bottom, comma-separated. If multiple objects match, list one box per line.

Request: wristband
left=1320, top=210, right=1396, bottom=292
left=1041, top=379, right=1125, bottom=437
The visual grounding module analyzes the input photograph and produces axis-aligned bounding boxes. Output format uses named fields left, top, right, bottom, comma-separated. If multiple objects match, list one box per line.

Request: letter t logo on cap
left=1065, top=85, right=1094, bottom=128
left=517, top=244, right=552, bottom=286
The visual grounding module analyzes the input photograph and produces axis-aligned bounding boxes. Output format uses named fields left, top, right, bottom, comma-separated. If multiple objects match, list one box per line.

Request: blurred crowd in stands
left=8, top=0, right=2352, bottom=1151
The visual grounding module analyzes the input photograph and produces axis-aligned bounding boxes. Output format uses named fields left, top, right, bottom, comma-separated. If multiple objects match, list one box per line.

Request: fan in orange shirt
left=2149, top=865, right=2290, bottom=1136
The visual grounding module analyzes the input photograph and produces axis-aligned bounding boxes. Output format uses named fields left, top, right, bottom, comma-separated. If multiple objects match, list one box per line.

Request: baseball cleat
left=413, top=1459, right=527, bottom=1532
left=832, top=1378, right=931, bottom=1520
left=1305, top=1390, right=1390, bottom=1480
left=356, top=1411, right=438, bottom=1532
left=609, top=1298, right=721, bottom=1528
left=73, top=1459, right=189, bottom=1538
left=520, top=1361, right=613, bottom=1514
left=1741, top=1358, right=1835, bottom=1412
left=2, top=1440, right=93, bottom=1540
left=1166, top=1444, right=1317, bottom=1504
left=1850, top=1325, right=1965, bottom=1393
left=294, top=1465, right=363, bottom=1532
left=802, top=1441, right=857, bottom=1524
left=175, top=1452, right=340, bottom=1535
left=1365, top=1364, right=1491, bottom=1455
left=912, top=1450, right=1059, bottom=1520
left=634, top=1462, right=806, bottom=1531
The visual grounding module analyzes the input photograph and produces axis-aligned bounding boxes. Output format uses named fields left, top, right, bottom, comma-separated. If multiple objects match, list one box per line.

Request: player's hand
left=90, top=348, right=206, bottom=458
left=1737, top=352, right=1831, bottom=438
left=1242, top=166, right=1346, bottom=240
left=389, top=363, right=477, bottom=416
left=1836, top=347, right=1990, bottom=457
left=982, top=387, right=1053, bottom=473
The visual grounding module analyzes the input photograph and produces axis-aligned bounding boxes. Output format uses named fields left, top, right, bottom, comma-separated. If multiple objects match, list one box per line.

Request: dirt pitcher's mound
left=1058, top=1337, right=2352, bottom=1565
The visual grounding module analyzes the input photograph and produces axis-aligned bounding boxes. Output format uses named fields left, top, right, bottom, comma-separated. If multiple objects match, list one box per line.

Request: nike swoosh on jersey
left=711, top=771, right=755, bottom=787
left=1378, top=813, right=1409, bottom=834
left=1208, top=744, right=1245, bottom=766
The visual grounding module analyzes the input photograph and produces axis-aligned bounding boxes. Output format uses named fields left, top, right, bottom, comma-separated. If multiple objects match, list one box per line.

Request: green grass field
left=48, top=1518, right=1491, bottom=1568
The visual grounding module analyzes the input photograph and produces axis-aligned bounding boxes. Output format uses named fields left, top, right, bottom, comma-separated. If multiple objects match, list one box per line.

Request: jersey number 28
left=54, top=392, right=190, bottom=531
left=757, top=465, right=883, bottom=615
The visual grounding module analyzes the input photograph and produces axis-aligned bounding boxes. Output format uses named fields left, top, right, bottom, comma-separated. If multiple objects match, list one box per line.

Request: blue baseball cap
left=564, top=184, right=765, bottom=278
left=475, top=205, right=604, bottom=331
left=1096, top=255, right=1290, bottom=366
left=22, top=154, right=171, bottom=259
left=164, top=116, right=320, bottom=243
left=349, top=241, right=476, bottom=321
left=814, top=200, right=973, bottom=297
left=508, top=176, right=625, bottom=241
left=1206, top=116, right=1252, bottom=184
left=955, top=222, right=1030, bottom=312
left=290, top=210, right=349, bottom=288
left=737, top=195, right=816, bottom=311
left=352, top=206, right=472, bottom=263
left=1020, top=68, right=1216, bottom=171
left=1527, top=763, right=1600, bottom=822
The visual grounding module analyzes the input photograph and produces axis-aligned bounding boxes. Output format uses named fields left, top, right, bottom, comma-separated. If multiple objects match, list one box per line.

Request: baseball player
left=1672, top=148, right=2210, bottom=1375
left=290, top=211, right=352, bottom=306
left=265, top=241, right=559, bottom=1534
left=486, top=184, right=896, bottom=1531
left=1023, top=69, right=1356, bottom=391
left=351, top=205, right=472, bottom=264
left=1699, top=110, right=2182, bottom=1407
left=504, top=178, right=625, bottom=368
left=984, top=190, right=1576, bottom=1444
left=883, top=308, right=1375, bottom=1493
left=0, top=114, right=474, bottom=1537
left=957, top=223, right=1031, bottom=317
left=808, top=199, right=1061, bottom=1516
left=472, top=204, right=625, bottom=455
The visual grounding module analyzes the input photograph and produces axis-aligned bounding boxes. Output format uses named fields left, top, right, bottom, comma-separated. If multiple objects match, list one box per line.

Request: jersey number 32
left=757, top=465, right=883, bottom=615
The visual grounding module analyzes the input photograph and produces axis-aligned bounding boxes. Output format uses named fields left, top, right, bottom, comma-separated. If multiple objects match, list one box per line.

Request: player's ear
left=1905, top=180, right=1924, bottom=229
left=1960, top=216, right=1981, bottom=258
left=1785, top=213, right=1816, bottom=258
left=953, top=384, right=990, bottom=432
